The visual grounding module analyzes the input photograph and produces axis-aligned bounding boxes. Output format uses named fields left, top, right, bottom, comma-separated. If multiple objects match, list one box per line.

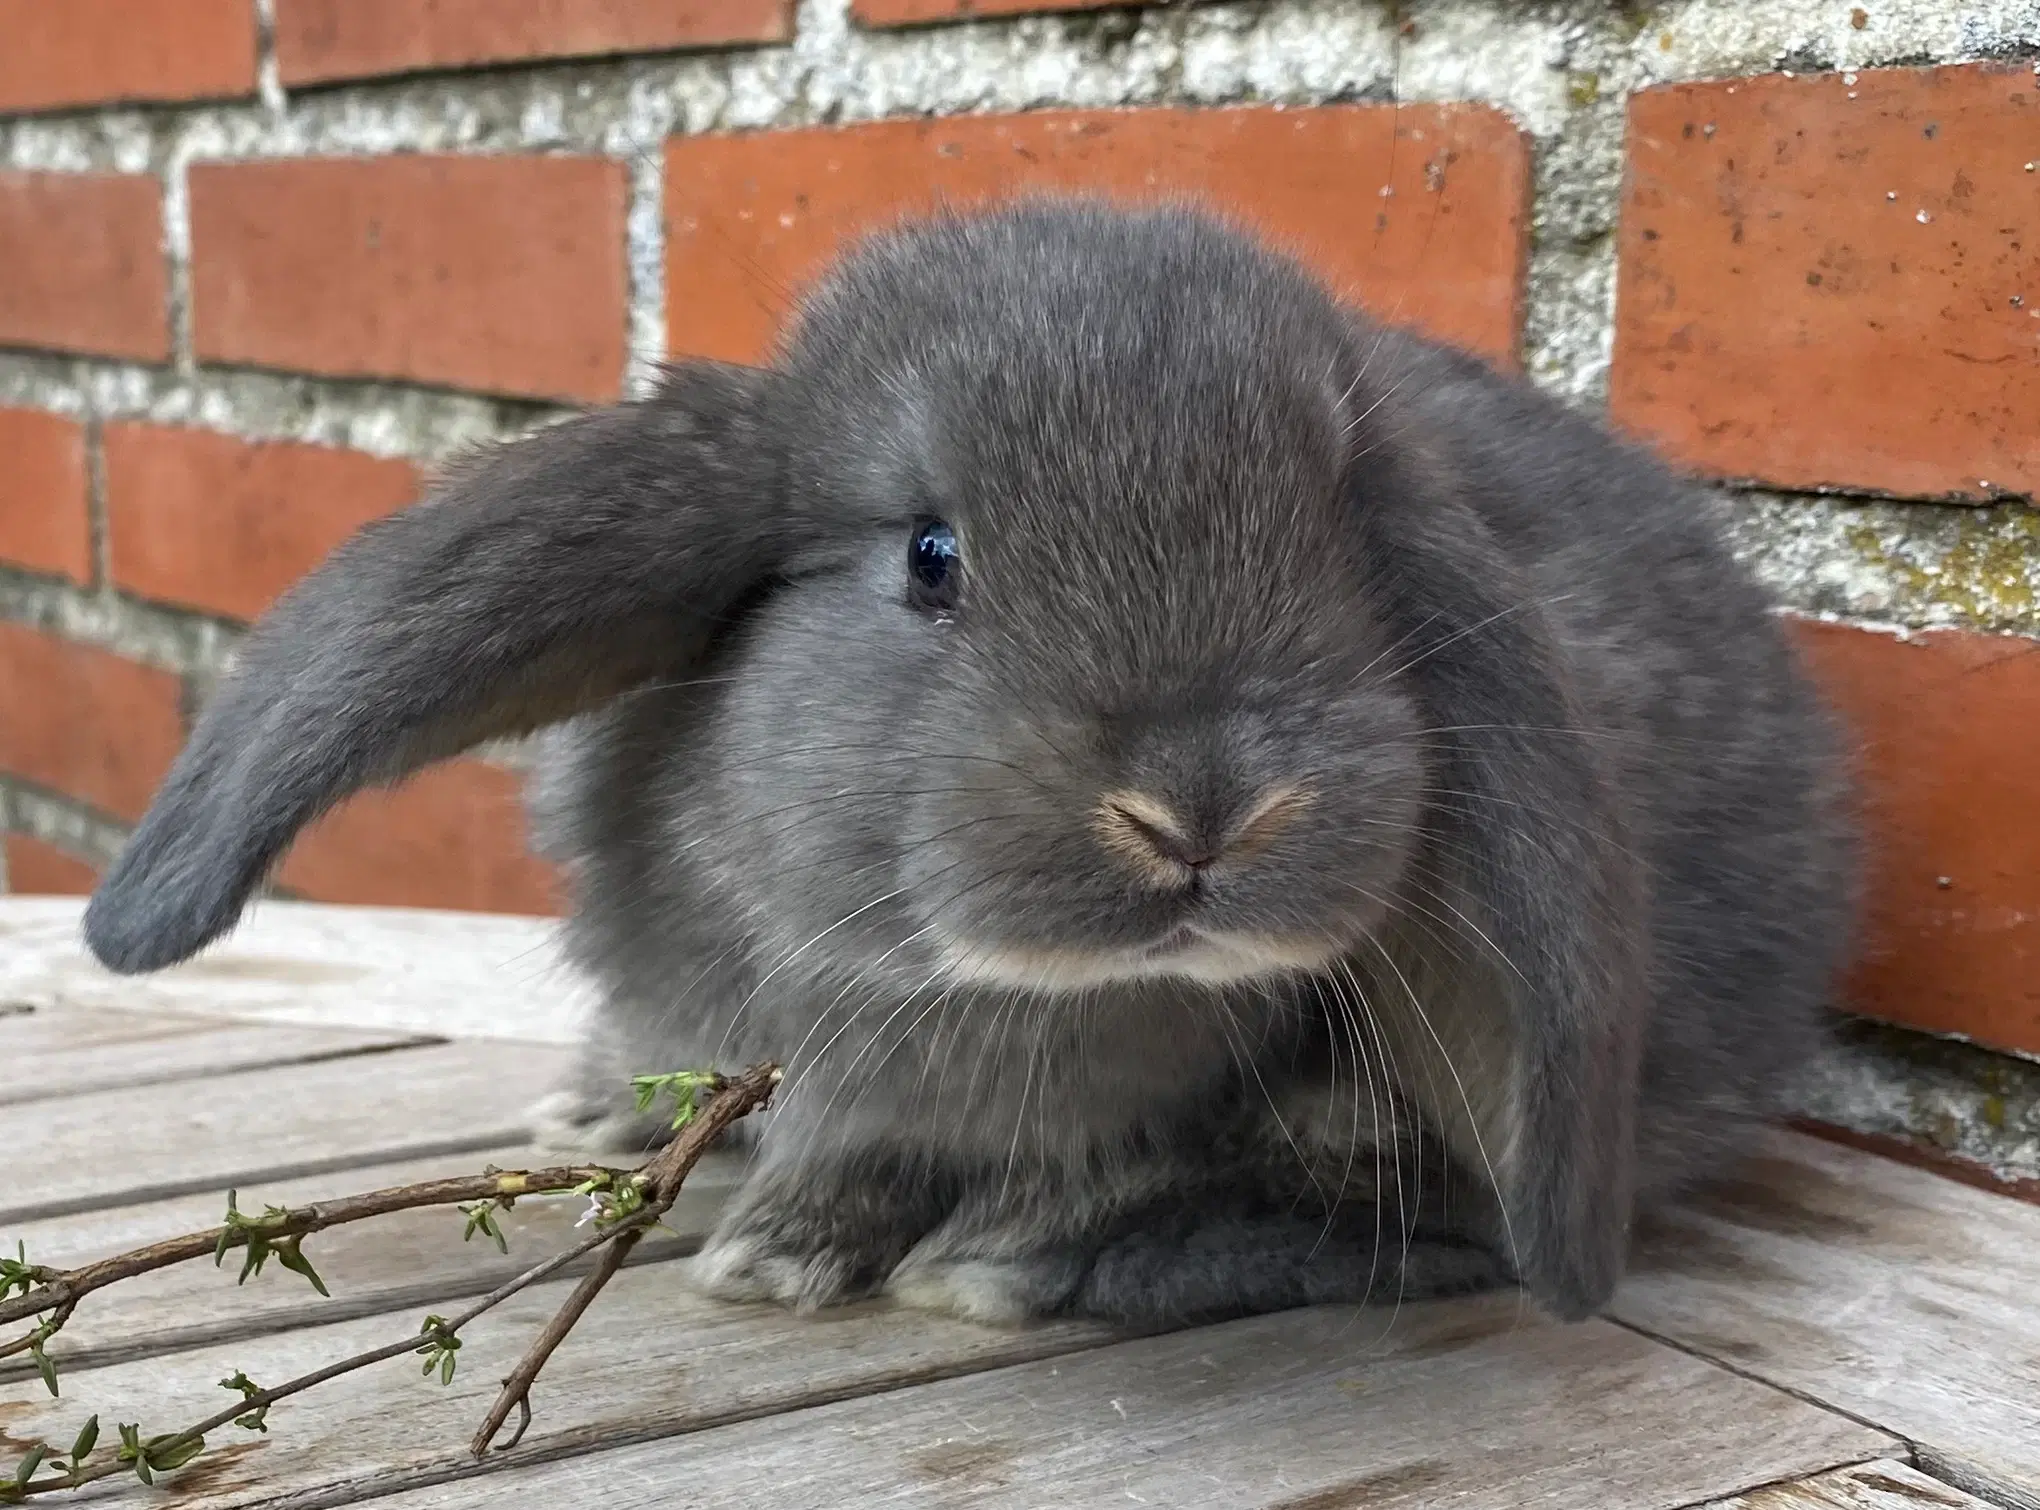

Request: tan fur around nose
left=1091, top=784, right=1315, bottom=884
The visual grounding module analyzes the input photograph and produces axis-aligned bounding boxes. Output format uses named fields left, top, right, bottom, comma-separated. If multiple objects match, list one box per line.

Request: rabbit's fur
left=83, top=200, right=1855, bottom=1329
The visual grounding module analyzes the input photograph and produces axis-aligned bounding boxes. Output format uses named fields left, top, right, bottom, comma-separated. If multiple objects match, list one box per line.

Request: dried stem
left=470, top=1060, right=783, bottom=1456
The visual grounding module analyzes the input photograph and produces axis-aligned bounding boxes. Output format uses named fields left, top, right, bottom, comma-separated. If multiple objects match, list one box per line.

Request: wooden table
left=3, top=897, right=2036, bottom=1510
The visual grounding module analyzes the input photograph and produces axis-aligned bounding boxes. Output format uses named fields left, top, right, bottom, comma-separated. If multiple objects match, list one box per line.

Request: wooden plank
left=0, top=1007, right=437, bottom=1107
left=1, top=1147, right=744, bottom=1385
left=1697, top=1460, right=1991, bottom=1508
left=0, top=1040, right=573, bottom=1225
left=0, top=897, right=595, bottom=1044
left=270, top=1295, right=1895, bottom=1510
left=1614, top=1128, right=2040, bottom=1508
left=0, top=1260, right=1117, bottom=1508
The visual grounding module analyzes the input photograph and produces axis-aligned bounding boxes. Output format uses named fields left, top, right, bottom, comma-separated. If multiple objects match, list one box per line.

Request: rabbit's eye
left=908, top=518, right=960, bottom=614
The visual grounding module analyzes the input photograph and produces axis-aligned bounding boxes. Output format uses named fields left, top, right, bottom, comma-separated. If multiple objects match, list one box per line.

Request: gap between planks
left=1689, top=1458, right=1996, bottom=1509
left=0, top=1005, right=443, bottom=1107
left=0, top=1039, right=574, bottom=1227
left=1612, top=1129, right=2040, bottom=1508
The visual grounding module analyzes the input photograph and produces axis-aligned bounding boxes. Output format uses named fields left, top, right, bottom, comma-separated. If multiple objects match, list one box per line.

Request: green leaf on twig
left=12, top=1446, right=46, bottom=1489
left=29, top=1342, right=56, bottom=1398
left=220, top=1372, right=270, bottom=1433
left=272, top=1239, right=329, bottom=1297
left=0, top=1241, right=46, bottom=1302
left=415, top=1315, right=461, bottom=1386
left=629, top=1069, right=721, bottom=1132
left=115, top=1423, right=204, bottom=1484
left=458, top=1200, right=511, bottom=1254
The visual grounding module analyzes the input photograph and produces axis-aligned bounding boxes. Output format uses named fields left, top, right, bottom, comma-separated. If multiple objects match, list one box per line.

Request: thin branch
left=1, top=1187, right=677, bottom=1500
left=470, top=1061, right=783, bottom=1457
left=0, top=1164, right=632, bottom=1336
left=474, top=1232, right=636, bottom=1454
left=0, top=1062, right=781, bottom=1502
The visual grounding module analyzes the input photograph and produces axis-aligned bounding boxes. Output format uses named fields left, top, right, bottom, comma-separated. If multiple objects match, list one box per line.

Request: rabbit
left=80, top=197, right=1856, bottom=1332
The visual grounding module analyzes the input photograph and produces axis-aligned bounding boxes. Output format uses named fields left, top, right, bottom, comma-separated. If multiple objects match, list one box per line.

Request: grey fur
left=84, top=200, right=1857, bottom=1330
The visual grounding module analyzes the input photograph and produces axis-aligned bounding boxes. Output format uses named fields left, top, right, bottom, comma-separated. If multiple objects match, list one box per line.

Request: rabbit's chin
left=936, top=926, right=1344, bottom=995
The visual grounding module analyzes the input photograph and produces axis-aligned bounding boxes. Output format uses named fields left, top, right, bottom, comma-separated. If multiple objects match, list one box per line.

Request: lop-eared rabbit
left=84, top=199, right=1854, bottom=1328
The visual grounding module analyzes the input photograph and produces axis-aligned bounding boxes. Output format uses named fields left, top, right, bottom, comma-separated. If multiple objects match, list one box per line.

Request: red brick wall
left=0, top=6, right=2036, bottom=1057
left=1612, top=63, right=2040, bottom=1055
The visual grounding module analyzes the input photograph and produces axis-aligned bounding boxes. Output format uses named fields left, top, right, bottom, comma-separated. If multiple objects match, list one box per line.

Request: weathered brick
left=190, top=156, right=630, bottom=403
left=0, top=409, right=92, bottom=584
left=4, top=834, right=99, bottom=896
left=105, top=424, right=420, bottom=622
left=0, top=625, right=184, bottom=822
left=1614, top=64, right=2040, bottom=501
left=852, top=0, right=1119, bottom=28
left=276, top=759, right=561, bottom=915
left=274, top=0, right=792, bottom=86
left=0, top=172, right=169, bottom=362
left=1796, top=619, right=2040, bottom=1059
left=666, top=105, right=1531, bottom=369
left=0, top=0, right=256, bottom=114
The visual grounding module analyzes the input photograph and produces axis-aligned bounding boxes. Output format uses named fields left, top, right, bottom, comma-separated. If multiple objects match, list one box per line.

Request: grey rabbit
left=81, top=198, right=1855, bottom=1329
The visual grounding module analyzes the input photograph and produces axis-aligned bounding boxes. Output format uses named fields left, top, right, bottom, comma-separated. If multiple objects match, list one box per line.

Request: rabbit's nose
left=1091, top=785, right=1314, bottom=886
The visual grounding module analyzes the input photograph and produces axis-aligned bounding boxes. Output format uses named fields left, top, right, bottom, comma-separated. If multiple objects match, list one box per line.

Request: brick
left=0, top=0, right=256, bottom=114
left=0, top=172, right=169, bottom=362
left=105, top=424, right=420, bottom=622
left=1795, top=619, right=2040, bottom=1059
left=0, top=625, right=184, bottom=823
left=852, top=0, right=1120, bottom=27
left=190, top=156, right=629, bottom=403
left=1614, top=64, right=2040, bottom=501
left=274, top=0, right=792, bottom=86
left=276, top=759, right=561, bottom=915
left=4, top=834, right=99, bottom=896
left=0, top=409, right=92, bottom=584
left=665, top=105, right=1531, bottom=369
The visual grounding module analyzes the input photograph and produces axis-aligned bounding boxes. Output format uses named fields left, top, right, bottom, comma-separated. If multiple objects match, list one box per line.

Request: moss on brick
left=1800, top=1016, right=2040, bottom=1186
left=1728, top=494, right=2040, bottom=635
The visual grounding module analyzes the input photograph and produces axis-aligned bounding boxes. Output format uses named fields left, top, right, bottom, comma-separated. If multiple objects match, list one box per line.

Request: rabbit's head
left=86, top=199, right=1645, bottom=1321
left=682, top=204, right=1431, bottom=995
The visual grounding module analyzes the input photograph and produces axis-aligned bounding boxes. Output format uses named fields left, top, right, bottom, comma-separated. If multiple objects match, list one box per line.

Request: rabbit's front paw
left=884, top=1249, right=1091, bottom=1324
left=683, top=1229, right=885, bottom=1311
left=683, top=1157, right=945, bottom=1312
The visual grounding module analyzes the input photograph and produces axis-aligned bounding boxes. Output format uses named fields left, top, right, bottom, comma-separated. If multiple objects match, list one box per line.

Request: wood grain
left=1697, top=1460, right=1992, bottom=1509
left=1615, top=1128, right=2040, bottom=1507
left=0, top=1039, right=573, bottom=1225
left=301, top=1294, right=1894, bottom=1510
left=0, top=1148, right=744, bottom=1385
left=0, top=1263, right=1116, bottom=1507
left=0, top=896, right=594, bottom=1044
left=0, top=1006, right=435, bottom=1106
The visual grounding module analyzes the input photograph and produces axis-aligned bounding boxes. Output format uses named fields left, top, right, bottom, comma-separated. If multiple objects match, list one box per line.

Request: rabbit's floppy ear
left=85, top=361, right=787, bottom=975
left=1356, top=474, right=1649, bottom=1322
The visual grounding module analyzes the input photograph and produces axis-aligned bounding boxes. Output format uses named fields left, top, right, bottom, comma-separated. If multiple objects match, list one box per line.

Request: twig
left=469, top=1061, right=782, bottom=1456
left=1, top=1061, right=781, bottom=1501
left=0, top=1164, right=631, bottom=1341
left=474, top=1233, right=635, bottom=1454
